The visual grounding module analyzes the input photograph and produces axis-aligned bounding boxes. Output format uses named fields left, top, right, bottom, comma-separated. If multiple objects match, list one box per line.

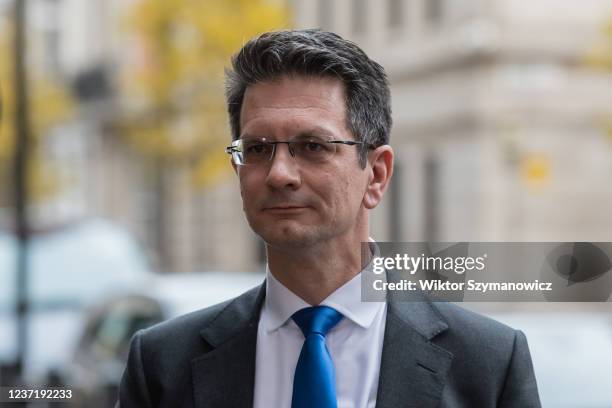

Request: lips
left=265, top=206, right=307, bottom=210
left=263, top=204, right=309, bottom=213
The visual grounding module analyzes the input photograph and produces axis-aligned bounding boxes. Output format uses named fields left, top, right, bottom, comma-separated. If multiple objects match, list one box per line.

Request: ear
left=363, top=145, right=394, bottom=209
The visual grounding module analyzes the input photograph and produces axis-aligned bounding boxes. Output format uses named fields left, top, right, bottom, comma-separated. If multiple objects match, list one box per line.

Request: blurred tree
left=0, top=17, right=72, bottom=208
left=118, top=0, right=288, bottom=270
left=587, top=19, right=612, bottom=68
left=119, top=0, right=288, bottom=186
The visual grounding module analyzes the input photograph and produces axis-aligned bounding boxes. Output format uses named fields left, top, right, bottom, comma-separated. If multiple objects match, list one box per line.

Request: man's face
left=235, top=75, right=370, bottom=249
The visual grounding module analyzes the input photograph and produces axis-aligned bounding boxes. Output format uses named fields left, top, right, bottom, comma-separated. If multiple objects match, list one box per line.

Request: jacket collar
left=192, top=276, right=453, bottom=408
left=191, top=284, right=265, bottom=408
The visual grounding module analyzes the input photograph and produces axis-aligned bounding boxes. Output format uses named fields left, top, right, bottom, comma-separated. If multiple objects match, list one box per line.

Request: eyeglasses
left=225, top=137, right=365, bottom=166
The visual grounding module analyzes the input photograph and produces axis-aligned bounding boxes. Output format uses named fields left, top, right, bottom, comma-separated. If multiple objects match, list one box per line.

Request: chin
left=257, top=223, right=324, bottom=249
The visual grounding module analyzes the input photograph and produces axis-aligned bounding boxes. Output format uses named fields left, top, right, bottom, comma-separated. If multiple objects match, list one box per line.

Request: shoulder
left=429, top=302, right=525, bottom=372
left=137, top=298, right=229, bottom=348
left=432, top=302, right=516, bottom=340
left=118, top=284, right=264, bottom=406
left=134, top=284, right=263, bottom=360
left=431, top=302, right=519, bottom=350
left=427, top=303, right=540, bottom=405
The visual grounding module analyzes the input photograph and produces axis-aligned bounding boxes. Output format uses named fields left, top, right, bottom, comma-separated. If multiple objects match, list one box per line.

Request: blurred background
left=1, top=0, right=612, bottom=406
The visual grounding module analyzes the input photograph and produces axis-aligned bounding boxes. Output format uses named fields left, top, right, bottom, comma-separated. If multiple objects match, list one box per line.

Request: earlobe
left=363, top=146, right=394, bottom=209
left=231, top=158, right=238, bottom=175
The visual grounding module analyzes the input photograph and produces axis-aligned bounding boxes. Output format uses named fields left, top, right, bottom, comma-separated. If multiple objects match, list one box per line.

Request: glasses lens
left=242, top=140, right=274, bottom=165
left=292, top=139, right=336, bottom=164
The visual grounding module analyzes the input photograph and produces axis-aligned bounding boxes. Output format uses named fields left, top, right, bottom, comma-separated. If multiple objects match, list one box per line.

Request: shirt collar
left=263, top=239, right=384, bottom=332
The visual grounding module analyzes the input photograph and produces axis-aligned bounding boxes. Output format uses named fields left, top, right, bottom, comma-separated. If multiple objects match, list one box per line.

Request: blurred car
left=62, top=271, right=265, bottom=407
left=0, top=218, right=153, bottom=385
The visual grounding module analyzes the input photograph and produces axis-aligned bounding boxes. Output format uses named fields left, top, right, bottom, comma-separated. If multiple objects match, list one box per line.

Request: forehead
left=239, top=75, right=349, bottom=138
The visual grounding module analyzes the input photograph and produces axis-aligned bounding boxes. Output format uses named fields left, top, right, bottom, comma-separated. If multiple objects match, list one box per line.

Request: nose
left=265, top=143, right=301, bottom=190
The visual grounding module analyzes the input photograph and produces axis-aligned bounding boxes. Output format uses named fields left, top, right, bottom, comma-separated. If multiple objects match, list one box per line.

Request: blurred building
left=2, top=0, right=258, bottom=273
left=294, top=0, right=612, bottom=243
left=6, top=0, right=612, bottom=273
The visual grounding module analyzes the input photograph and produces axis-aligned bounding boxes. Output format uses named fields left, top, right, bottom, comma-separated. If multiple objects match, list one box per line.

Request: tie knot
left=292, top=306, right=343, bottom=338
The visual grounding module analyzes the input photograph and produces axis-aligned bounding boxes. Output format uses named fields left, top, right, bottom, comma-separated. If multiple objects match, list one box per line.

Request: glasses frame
left=225, top=138, right=365, bottom=166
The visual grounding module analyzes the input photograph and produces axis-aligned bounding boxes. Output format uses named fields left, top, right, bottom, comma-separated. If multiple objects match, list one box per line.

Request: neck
left=267, top=230, right=371, bottom=305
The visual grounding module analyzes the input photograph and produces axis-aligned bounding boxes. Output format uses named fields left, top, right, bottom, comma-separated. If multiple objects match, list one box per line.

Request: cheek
left=323, top=170, right=365, bottom=214
left=238, top=173, right=261, bottom=211
left=344, top=173, right=369, bottom=212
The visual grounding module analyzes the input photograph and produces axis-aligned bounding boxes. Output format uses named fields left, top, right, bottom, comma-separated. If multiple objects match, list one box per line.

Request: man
left=118, top=29, right=540, bottom=407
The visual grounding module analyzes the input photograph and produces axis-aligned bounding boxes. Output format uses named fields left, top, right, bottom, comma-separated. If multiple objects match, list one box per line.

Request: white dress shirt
left=253, top=254, right=387, bottom=408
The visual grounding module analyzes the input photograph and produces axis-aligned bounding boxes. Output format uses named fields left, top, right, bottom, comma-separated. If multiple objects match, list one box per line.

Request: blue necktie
left=291, top=306, right=344, bottom=408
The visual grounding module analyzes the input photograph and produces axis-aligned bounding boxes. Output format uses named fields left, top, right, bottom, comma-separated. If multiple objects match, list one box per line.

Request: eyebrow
left=294, top=127, right=335, bottom=140
left=240, top=126, right=338, bottom=141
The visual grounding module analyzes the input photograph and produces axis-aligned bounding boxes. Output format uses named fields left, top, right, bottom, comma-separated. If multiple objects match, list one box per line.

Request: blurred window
left=388, top=0, right=404, bottom=29
left=43, top=29, right=61, bottom=75
left=389, top=161, right=404, bottom=241
left=424, top=153, right=439, bottom=242
left=352, top=0, right=367, bottom=35
left=425, top=0, right=444, bottom=27
left=318, top=0, right=334, bottom=31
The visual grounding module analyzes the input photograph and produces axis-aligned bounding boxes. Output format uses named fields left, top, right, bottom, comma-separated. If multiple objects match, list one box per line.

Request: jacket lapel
left=189, top=275, right=454, bottom=408
left=191, top=283, right=266, bottom=408
left=375, top=291, right=454, bottom=408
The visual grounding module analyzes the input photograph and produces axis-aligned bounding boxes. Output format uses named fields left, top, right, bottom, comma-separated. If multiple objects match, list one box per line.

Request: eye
left=305, top=142, right=325, bottom=152
left=244, top=142, right=268, bottom=155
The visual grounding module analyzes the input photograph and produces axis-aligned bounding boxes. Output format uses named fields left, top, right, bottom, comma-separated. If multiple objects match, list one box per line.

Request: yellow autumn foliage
left=586, top=19, right=612, bottom=69
left=0, top=17, right=73, bottom=204
left=119, top=0, right=289, bottom=187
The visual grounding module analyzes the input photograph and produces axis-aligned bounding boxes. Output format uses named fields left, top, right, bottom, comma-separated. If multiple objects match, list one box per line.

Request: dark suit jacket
left=117, top=281, right=541, bottom=407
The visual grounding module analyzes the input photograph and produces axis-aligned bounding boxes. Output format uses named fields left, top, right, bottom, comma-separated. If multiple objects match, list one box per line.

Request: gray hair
left=224, top=29, right=392, bottom=167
